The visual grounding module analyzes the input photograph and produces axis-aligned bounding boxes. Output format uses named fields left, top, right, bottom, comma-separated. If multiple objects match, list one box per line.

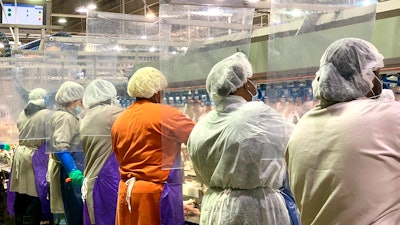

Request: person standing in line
left=286, top=38, right=400, bottom=225
left=48, top=81, right=85, bottom=225
left=187, top=52, right=294, bottom=225
left=80, top=79, right=124, bottom=225
left=111, top=67, right=195, bottom=225
left=9, top=88, right=52, bottom=225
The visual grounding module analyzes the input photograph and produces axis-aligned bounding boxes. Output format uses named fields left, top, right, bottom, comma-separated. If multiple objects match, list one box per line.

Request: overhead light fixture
left=143, top=0, right=156, bottom=18
left=87, top=4, right=97, bottom=10
left=146, top=9, right=156, bottom=18
left=58, top=18, right=67, bottom=24
left=75, top=7, right=89, bottom=13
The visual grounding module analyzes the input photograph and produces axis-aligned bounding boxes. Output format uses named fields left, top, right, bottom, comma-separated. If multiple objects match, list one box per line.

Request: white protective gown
left=187, top=95, right=293, bottom=225
left=80, top=104, right=124, bottom=224
left=286, top=98, right=400, bottom=225
left=48, top=109, right=82, bottom=213
left=10, top=108, right=51, bottom=196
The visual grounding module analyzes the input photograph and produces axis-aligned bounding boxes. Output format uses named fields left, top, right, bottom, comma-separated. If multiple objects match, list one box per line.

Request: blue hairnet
left=55, top=81, right=84, bottom=105
left=83, top=79, right=117, bottom=108
left=312, top=38, right=384, bottom=103
left=206, top=52, right=253, bottom=102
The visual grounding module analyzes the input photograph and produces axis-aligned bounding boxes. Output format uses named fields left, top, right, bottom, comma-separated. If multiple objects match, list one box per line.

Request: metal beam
left=51, top=13, right=87, bottom=19
left=0, top=24, right=64, bottom=29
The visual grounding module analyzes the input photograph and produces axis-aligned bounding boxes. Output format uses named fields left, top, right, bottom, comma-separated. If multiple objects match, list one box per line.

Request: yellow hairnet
left=127, top=67, right=168, bottom=98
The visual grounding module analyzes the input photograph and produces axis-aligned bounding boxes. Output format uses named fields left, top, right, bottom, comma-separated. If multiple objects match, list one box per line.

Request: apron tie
left=81, top=176, right=97, bottom=202
left=125, top=177, right=136, bottom=213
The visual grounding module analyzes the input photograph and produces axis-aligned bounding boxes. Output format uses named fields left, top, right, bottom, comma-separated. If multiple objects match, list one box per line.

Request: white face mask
left=252, top=93, right=258, bottom=102
left=377, top=89, right=395, bottom=102
left=368, top=74, right=383, bottom=99
left=111, top=97, right=121, bottom=106
left=246, top=79, right=258, bottom=101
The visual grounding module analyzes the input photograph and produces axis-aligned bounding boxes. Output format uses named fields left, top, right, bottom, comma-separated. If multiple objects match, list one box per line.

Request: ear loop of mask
left=369, top=74, right=383, bottom=99
left=245, top=79, right=258, bottom=101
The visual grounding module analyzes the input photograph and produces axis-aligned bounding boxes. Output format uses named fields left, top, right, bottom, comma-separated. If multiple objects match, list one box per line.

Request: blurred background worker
left=111, top=67, right=195, bottom=225
left=187, top=52, right=294, bottom=225
left=48, top=81, right=85, bottom=225
left=80, top=79, right=124, bottom=225
left=9, top=88, right=52, bottom=225
left=286, top=38, right=400, bottom=225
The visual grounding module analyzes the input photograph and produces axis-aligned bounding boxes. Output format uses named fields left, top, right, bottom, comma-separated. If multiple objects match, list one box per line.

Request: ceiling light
left=87, top=4, right=97, bottom=10
left=75, top=7, right=88, bottom=13
left=58, top=18, right=67, bottom=24
left=146, top=10, right=156, bottom=18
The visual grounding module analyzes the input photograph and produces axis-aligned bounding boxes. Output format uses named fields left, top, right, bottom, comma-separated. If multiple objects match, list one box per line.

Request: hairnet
left=127, top=67, right=167, bottom=98
left=55, top=81, right=85, bottom=105
left=83, top=79, right=117, bottom=108
left=206, top=52, right=253, bottom=102
left=312, top=38, right=384, bottom=103
left=28, top=88, right=47, bottom=107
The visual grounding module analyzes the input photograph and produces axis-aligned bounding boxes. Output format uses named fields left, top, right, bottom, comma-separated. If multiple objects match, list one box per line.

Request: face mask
left=368, top=74, right=383, bottom=99
left=376, top=89, right=395, bottom=102
left=246, top=79, right=258, bottom=101
left=252, top=93, right=258, bottom=102
left=111, top=97, right=121, bottom=106
left=70, top=106, right=82, bottom=115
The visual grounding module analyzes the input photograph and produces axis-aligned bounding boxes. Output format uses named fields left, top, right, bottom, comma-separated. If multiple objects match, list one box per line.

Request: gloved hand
left=68, top=169, right=84, bottom=185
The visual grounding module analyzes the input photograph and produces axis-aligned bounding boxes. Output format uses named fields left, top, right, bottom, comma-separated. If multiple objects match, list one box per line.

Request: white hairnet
left=206, top=52, right=253, bottom=102
left=28, top=88, right=47, bottom=107
left=312, top=38, right=384, bottom=103
left=127, top=67, right=167, bottom=98
left=83, top=79, right=117, bottom=108
left=55, top=81, right=84, bottom=105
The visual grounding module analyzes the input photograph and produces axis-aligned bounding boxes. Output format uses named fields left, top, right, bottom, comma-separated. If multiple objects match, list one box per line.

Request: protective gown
left=111, top=99, right=195, bottom=225
left=48, top=109, right=84, bottom=225
left=187, top=95, right=293, bottom=225
left=9, top=107, right=52, bottom=221
left=286, top=99, right=400, bottom=225
left=80, top=104, right=124, bottom=225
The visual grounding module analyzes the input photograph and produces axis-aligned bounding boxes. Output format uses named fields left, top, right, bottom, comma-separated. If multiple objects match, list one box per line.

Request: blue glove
left=55, top=150, right=83, bottom=184
left=55, top=150, right=77, bottom=173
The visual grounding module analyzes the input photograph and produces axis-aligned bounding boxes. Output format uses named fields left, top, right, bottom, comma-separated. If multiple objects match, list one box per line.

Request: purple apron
left=7, top=143, right=50, bottom=221
left=83, top=203, right=91, bottom=225
left=7, top=170, right=15, bottom=216
left=83, top=153, right=119, bottom=225
left=32, top=143, right=51, bottom=221
left=160, top=156, right=185, bottom=225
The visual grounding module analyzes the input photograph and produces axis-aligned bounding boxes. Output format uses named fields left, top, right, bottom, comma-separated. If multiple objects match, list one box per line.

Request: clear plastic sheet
left=267, top=0, right=378, bottom=78
left=159, top=2, right=254, bottom=169
left=43, top=12, right=160, bottom=152
left=0, top=53, right=48, bottom=144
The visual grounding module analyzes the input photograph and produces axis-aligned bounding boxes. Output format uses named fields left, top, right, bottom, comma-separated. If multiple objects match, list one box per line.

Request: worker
left=111, top=67, right=195, bottom=225
left=187, top=52, right=294, bottom=225
left=286, top=38, right=400, bottom=224
left=48, top=81, right=85, bottom=225
left=80, top=79, right=124, bottom=225
left=9, top=88, right=52, bottom=225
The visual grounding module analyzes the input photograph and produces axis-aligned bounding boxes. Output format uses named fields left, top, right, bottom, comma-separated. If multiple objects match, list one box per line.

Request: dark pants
left=14, top=193, right=42, bottom=225
left=60, top=168, right=83, bottom=225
